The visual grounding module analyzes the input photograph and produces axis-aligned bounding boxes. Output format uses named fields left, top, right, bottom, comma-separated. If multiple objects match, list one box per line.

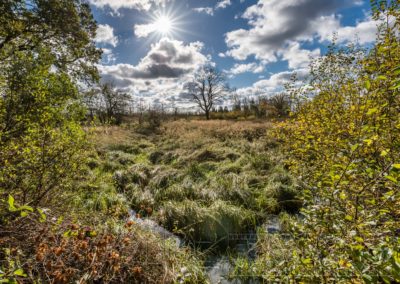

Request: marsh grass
left=84, top=119, right=301, bottom=281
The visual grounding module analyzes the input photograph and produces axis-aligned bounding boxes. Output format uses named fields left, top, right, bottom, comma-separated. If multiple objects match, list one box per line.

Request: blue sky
left=90, top=0, right=377, bottom=110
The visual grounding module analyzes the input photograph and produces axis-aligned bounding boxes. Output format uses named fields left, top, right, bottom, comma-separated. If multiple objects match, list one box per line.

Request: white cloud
left=224, top=0, right=370, bottom=66
left=216, top=0, right=232, bottom=10
left=97, top=38, right=212, bottom=110
left=193, top=7, right=214, bottom=16
left=101, top=48, right=116, bottom=64
left=88, top=0, right=169, bottom=11
left=193, top=0, right=231, bottom=16
left=227, top=63, right=265, bottom=76
left=95, top=24, right=118, bottom=47
left=279, top=42, right=320, bottom=69
left=319, top=16, right=377, bottom=44
left=134, top=23, right=158, bottom=38
left=236, top=68, right=309, bottom=97
left=100, top=38, right=209, bottom=80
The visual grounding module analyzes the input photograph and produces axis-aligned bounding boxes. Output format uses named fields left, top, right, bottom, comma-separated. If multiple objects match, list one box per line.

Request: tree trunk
left=205, top=110, right=210, bottom=120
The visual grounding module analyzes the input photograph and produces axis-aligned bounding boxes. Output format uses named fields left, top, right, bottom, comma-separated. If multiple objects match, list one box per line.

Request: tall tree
left=0, top=0, right=101, bottom=81
left=185, top=66, right=229, bottom=120
left=98, top=82, right=131, bottom=124
left=0, top=0, right=101, bottom=205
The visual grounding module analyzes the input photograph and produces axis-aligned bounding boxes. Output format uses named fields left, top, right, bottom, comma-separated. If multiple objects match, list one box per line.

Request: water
left=129, top=210, right=281, bottom=283
left=128, top=210, right=182, bottom=247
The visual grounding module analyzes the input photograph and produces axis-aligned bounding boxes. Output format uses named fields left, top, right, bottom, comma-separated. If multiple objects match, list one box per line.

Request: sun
left=136, top=6, right=190, bottom=42
left=154, top=16, right=172, bottom=35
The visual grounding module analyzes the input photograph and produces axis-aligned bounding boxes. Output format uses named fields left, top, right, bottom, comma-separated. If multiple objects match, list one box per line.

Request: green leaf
left=301, top=258, right=312, bottom=265
left=393, top=164, right=400, bottom=169
left=389, top=81, right=400, bottom=90
left=13, top=268, right=27, bottom=277
left=350, top=144, right=359, bottom=152
left=365, top=80, right=371, bottom=90
left=385, top=175, right=398, bottom=183
left=18, top=205, right=33, bottom=212
left=366, top=108, right=378, bottom=116
left=345, top=215, right=353, bottom=221
left=37, top=208, right=46, bottom=222
left=7, top=195, right=17, bottom=212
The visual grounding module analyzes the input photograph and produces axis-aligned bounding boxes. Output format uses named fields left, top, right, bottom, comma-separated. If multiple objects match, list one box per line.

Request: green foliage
left=256, top=2, right=400, bottom=282
left=0, top=0, right=101, bottom=81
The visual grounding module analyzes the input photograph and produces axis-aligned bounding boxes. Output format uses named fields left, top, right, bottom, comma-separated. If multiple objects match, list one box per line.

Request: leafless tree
left=268, top=93, right=290, bottom=117
left=185, top=66, right=229, bottom=120
left=99, top=82, right=131, bottom=124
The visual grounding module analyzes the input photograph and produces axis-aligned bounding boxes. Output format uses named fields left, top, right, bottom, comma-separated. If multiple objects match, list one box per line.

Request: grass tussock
left=90, top=120, right=301, bottom=247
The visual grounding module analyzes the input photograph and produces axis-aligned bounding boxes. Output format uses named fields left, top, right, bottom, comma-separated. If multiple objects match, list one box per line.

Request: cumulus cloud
left=193, top=0, right=231, bottom=17
left=101, top=48, right=116, bottom=64
left=134, top=23, right=158, bottom=38
left=193, top=7, right=214, bottom=16
left=95, top=24, right=118, bottom=47
left=224, top=0, right=374, bottom=67
left=97, top=38, right=211, bottom=110
left=216, top=0, right=232, bottom=10
left=237, top=68, right=309, bottom=97
left=279, top=42, right=320, bottom=69
left=88, top=0, right=169, bottom=11
left=316, top=15, right=377, bottom=44
left=100, top=38, right=208, bottom=80
left=227, top=63, right=265, bottom=76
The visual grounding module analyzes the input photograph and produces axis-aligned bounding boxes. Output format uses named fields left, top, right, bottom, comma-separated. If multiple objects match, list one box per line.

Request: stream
left=129, top=210, right=281, bottom=283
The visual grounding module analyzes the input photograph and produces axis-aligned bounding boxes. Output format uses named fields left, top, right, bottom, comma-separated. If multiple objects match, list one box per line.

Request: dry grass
left=163, top=119, right=271, bottom=143
left=88, top=126, right=135, bottom=149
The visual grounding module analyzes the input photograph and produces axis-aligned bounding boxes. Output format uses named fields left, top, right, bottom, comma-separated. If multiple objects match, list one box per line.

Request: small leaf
left=365, top=80, right=371, bottom=90
left=18, top=205, right=33, bottom=212
left=350, top=144, right=359, bottom=152
left=366, top=108, right=378, bottom=116
left=301, top=258, right=312, bottom=265
left=8, top=195, right=16, bottom=212
left=345, top=215, right=353, bottom=221
left=393, top=164, right=400, bottom=169
left=385, top=175, right=398, bottom=183
left=37, top=208, right=46, bottom=222
left=13, top=268, right=27, bottom=277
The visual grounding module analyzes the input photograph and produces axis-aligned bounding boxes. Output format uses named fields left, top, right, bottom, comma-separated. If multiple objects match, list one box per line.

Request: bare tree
left=83, top=82, right=131, bottom=124
left=185, top=66, right=229, bottom=120
left=268, top=93, right=290, bottom=117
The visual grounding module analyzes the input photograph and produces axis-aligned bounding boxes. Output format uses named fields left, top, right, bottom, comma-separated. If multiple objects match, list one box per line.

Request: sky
left=90, top=0, right=377, bottom=111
